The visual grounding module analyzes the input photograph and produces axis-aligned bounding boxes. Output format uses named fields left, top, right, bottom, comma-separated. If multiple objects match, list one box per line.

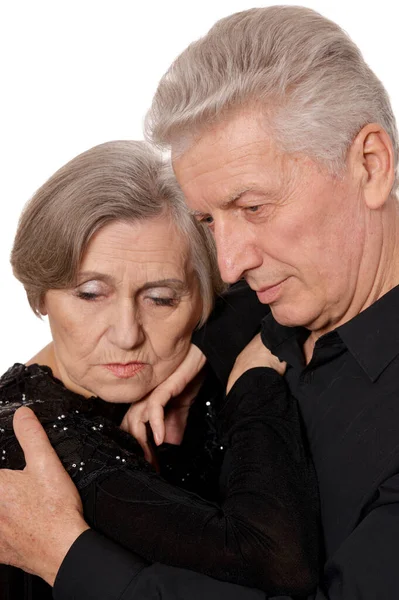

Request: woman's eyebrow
left=141, top=279, right=187, bottom=292
left=77, top=274, right=188, bottom=291
left=76, top=271, right=115, bottom=285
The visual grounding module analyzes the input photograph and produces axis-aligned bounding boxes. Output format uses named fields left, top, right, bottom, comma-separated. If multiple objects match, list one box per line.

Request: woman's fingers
left=121, top=345, right=207, bottom=457
left=122, top=344, right=206, bottom=445
left=121, top=402, right=157, bottom=466
left=147, top=396, right=167, bottom=446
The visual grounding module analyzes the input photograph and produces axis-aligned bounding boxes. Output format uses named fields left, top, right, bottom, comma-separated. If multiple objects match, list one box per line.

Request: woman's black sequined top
left=0, top=362, right=320, bottom=599
left=0, top=363, right=222, bottom=600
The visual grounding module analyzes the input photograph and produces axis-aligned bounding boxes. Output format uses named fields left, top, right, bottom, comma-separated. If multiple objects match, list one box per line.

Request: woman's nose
left=107, top=302, right=145, bottom=350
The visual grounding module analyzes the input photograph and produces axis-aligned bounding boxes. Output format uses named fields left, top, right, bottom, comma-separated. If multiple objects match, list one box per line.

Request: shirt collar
left=261, top=285, right=399, bottom=381
left=337, top=284, right=399, bottom=382
left=261, top=316, right=309, bottom=369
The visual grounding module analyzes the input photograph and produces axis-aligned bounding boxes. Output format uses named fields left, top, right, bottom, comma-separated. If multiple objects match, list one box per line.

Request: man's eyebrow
left=190, top=187, right=260, bottom=217
left=221, top=187, right=256, bottom=208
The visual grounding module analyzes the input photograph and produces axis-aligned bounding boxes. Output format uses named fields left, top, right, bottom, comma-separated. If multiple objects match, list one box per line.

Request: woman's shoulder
left=0, top=362, right=94, bottom=417
left=0, top=362, right=37, bottom=390
left=0, top=363, right=151, bottom=485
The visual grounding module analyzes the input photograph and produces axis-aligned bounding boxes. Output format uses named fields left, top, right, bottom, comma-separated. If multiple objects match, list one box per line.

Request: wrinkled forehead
left=172, top=110, right=295, bottom=212
left=80, top=217, right=195, bottom=280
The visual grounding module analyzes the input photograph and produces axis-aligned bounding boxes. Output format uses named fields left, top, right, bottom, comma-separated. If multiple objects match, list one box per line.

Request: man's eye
left=245, top=205, right=260, bottom=213
left=197, top=215, right=214, bottom=226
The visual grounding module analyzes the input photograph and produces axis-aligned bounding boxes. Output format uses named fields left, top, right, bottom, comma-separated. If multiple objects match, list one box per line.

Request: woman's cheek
left=153, top=321, right=192, bottom=363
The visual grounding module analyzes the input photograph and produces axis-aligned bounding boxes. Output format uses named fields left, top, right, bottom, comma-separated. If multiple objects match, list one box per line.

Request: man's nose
left=108, top=301, right=145, bottom=350
left=214, top=220, right=262, bottom=284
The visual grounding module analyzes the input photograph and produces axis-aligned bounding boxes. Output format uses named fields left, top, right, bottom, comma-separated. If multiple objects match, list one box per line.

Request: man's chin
left=269, top=304, right=315, bottom=329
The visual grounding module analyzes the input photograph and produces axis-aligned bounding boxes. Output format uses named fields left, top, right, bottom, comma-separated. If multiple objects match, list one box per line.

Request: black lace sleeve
left=84, top=368, right=320, bottom=596
left=0, top=363, right=319, bottom=597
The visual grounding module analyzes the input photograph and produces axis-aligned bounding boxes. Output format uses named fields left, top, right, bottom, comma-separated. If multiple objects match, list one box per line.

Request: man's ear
left=349, top=123, right=395, bottom=210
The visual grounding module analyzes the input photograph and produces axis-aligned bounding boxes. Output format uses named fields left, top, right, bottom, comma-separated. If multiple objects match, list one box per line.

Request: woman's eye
left=76, top=291, right=100, bottom=301
left=149, top=297, right=177, bottom=307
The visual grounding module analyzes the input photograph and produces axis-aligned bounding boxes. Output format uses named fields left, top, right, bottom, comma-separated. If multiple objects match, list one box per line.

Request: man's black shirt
left=262, top=285, right=399, bottom=562
left=54, top=284, right=399, bottom=599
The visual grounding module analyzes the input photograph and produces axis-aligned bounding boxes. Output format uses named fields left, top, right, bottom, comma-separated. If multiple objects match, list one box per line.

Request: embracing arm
left=78, top=368, right=319, bottom=596
left=0, top=409, right=263, bottom=600
left=54, top=530, right=266, bottom=600
left=0, top=339, right=318, bottom=600
left=55, top=471, right=399, bottom=600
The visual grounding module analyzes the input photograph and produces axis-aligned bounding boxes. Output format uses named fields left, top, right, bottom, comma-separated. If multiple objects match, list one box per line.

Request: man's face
left=173, top=108, right=368, bottom=332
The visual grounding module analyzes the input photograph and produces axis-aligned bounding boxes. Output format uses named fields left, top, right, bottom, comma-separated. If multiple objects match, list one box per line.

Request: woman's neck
left=26, top=343, right=94, bottom=398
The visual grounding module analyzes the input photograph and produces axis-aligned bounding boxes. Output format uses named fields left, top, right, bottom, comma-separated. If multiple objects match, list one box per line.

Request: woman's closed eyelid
left=144, top=289, right=180, bottom=305
left=74, top=280, right=184, bottom=303
left=74, top=280, right=109, bottom=301
left=76, top=279, right=105, bottom=291
left=148, top=296, right=178, bottom=307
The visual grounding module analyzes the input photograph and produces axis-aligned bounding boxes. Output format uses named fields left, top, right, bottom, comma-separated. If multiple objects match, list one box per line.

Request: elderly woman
left=0, top=141, right=319, bottom=599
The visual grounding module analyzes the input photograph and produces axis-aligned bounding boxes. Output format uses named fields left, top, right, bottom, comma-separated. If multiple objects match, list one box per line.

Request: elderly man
left=2, top=5, right=399, bottom=599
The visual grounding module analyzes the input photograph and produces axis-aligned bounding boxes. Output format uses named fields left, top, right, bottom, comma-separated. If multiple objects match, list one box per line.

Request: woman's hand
left=121, top=344, right=206, bottom=462
left=0, top=407, right=89, bottom=585
left=226, top=333, right=286, bottom=395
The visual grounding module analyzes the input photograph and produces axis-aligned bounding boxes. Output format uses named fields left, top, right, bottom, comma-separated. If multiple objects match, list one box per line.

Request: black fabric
left=192, top=281, right=271, bottom=384
left=260, top=285, right=399, bottom=562
left=89, top=369, right=319, bottom=594
left=55, top=529, right=265, bottom=600
left=0, top=360, right=319, bottom=598
left=54, top=530, right=148, bottom=600
left=192, top=282, right=399, bottom=599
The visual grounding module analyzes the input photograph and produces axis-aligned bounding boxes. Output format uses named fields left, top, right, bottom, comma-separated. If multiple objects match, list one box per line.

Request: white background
left=0, top=0, right=397, bottom=374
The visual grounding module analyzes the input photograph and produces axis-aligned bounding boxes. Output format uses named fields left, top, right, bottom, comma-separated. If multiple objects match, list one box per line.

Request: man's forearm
left=53, top=530, right=266, bottom=600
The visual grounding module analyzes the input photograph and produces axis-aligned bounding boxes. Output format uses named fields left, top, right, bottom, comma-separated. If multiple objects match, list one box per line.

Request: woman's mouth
left=102, top=362, right=146, bottom=379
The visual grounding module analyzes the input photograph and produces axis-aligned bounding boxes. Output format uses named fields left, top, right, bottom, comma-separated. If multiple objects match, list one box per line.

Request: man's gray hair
left=11, top=140, right=224, bottom=325
left=146, top=5, right=398, bottom=193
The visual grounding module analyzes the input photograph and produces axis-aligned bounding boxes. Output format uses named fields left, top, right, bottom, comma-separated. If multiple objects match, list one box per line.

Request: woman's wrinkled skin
left=32, top=217, right=202, bottom=403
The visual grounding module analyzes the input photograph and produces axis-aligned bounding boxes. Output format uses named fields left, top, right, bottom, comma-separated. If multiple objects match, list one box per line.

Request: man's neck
left=303, top=201, right=399, bottom=364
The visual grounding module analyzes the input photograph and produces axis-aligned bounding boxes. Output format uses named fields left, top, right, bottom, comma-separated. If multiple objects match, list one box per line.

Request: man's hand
left=121, top=344, right=206, bottom=460
left=226, top=333, right=286, bottom=394
left=0, top=407, right=89, bottom=586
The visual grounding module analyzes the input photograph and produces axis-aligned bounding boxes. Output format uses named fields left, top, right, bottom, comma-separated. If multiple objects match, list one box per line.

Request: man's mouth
left=254, top=279, right=286, bottom=304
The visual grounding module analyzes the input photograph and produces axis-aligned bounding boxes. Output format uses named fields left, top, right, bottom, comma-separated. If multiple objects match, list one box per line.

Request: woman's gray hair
left=146, top=5, right=399, bottom=193
left=11, top=140, right=224, bottom=325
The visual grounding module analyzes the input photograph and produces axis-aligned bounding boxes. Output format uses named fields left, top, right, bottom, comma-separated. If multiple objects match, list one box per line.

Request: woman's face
left=42, top=218, right=203, bottom=403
